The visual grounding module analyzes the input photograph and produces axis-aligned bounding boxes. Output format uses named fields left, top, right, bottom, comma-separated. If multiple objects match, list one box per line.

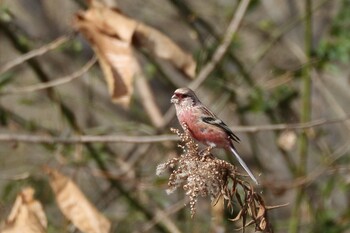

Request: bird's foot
left=199, top=145, right=215, bottom=158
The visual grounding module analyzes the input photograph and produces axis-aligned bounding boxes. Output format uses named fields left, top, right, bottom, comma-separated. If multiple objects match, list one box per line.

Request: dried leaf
left=45, top=168, right=111, bottom=233
left=259, top=217, right=267, bottom=230
left=134, top=23, right=196, bottom=78
left=74, top=2, right=139, bottom=107
left=256, top=205, right=265, bottom=219
left=2, top=187, right=47, bottom=233
left=73, top=0, right=196, bottom=107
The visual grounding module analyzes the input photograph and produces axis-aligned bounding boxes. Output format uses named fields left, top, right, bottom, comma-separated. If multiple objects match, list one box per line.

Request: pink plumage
left=171, top=87, right=259, bottom=185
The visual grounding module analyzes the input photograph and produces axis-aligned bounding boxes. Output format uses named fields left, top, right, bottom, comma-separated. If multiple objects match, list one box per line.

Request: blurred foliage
left=2, top=176, right=53, bottom=204
left=317, top=0, right=350, bottom=68
left=0, top=73, right=14, bottom=91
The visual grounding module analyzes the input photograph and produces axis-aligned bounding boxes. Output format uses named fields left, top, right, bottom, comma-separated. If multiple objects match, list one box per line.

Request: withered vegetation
left=157, top=126, right=274, bottom=232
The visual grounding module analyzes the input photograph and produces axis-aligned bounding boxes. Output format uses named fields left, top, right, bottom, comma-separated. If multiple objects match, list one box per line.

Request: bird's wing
left=201, top=116, right=240, bottom=143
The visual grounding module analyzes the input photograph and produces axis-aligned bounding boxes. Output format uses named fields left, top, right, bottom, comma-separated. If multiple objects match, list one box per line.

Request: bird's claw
left=199, top=145, right=215, bottom=157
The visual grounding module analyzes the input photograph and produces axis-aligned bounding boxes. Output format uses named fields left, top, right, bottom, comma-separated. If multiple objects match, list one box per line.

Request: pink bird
left=171, top=87, right=259, bottom=185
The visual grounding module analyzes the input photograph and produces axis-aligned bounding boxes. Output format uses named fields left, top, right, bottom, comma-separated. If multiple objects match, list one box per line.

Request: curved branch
left=0, top=56, right=97, bottom=95
left=0, top=35, right=70, bottom=74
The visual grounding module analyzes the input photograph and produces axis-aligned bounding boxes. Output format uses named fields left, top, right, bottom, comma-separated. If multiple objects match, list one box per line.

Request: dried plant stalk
left=157, top=126, right=274, bottom=232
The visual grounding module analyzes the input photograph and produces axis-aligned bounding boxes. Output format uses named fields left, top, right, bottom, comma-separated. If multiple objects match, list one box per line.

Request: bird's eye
left=175, top=93, right=187, bottom=98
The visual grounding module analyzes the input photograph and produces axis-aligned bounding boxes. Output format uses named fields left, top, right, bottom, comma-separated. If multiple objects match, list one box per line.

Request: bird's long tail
left=229, top=147, right=259, bottom=185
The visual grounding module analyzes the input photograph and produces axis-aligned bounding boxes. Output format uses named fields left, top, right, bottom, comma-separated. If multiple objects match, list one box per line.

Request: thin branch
left=161, top=0, right=251, bottom=127
left=266, top=141, right=350, bottom=190
left=0, top=35, right=70, bottom=74
left=138, top=199, right=187, bottom=233
left=189, top=0, right=251, bottom=90
left=233, top=115, right=350, bottom=133
left=1, top=115, right=350, bottom=144
left=0, top=134, right=178, bottom=144
left=313, top=71, right=350, bottom=134
left=0, top=56, right=97, bottom=95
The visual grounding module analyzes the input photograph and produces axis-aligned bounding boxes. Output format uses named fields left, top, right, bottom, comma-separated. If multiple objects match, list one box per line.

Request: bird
left=170, top=87, right=259, bottom=185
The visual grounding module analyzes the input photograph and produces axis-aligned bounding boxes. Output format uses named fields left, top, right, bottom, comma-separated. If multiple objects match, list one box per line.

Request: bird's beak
left=170, top=94, right=178, bottom=104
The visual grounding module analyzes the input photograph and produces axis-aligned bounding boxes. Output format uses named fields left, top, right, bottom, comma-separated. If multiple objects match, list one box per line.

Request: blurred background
left=0, top=0, right=350, bottom=232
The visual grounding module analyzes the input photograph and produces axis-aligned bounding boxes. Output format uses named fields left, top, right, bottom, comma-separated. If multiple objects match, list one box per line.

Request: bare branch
left=233, top=114, right=350, bottom=133
left=190, top=0, right=251, bottom=90
left=0, top=35, right=70, bottom=74
left=1, top=115, right=350, bottom=144
left=266, top=141, right=350, bottom=190
left=0, top=134, right=179, bottom=144
left=138, top=199, right=187, bottom=233
left=0, top=56, right=97, bottom=95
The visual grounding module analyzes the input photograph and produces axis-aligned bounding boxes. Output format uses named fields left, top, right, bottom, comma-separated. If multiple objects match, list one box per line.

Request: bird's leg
left=199, top=144, right=215, bottom=157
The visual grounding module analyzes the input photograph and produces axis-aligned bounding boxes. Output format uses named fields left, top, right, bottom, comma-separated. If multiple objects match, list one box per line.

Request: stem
left=289, top=1, right=313, bottom=232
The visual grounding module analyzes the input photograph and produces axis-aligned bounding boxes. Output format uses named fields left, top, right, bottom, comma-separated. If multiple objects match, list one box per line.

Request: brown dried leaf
left=259, top=217, right=267, bottom=230
left=45, top=168, right=111, bottom=233
left=134, top=23, right=196, bottom=78
left=256, top=205, right=265, bottom=219
left=73, top=0, right=196, bottom=107
left=74, top=2, right=139, bottom=107
left=2, top=187, right=47, bottom=233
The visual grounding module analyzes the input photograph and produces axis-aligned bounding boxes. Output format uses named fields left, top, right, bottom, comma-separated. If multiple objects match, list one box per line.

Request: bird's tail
left=229, top=147, right=259, bottom=185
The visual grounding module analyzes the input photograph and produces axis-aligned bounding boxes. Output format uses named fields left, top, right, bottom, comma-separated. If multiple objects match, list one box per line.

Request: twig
left=233, top=115, right=350, bottom=133
left=0, top=35, right=70, bottom=74
left=189, top=0, right=251, bottom=90
left=1, top=115, right=350, bottom=144
left=169, top=0, right=254, bottom=86
left=138, top=199, right=187, bottom=233
left=313, top=71, right=350, bottom=134
left=0, top=134, right=178, bottom=144
left=162, top=0, right=251, bottom=127
left=267, top=141, right=350, bottom=190
left=0, top=56, right=97, bottom=95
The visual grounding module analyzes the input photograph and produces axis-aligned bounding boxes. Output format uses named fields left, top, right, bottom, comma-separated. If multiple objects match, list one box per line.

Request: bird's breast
left=177, top=109, right=229, bottom=148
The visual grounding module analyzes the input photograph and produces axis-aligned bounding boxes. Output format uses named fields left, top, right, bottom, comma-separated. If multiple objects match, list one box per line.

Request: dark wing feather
left=201, top=116, right=240, bottom=143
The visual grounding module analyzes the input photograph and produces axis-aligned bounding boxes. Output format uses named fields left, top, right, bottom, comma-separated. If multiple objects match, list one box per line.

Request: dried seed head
left=157, top=128, right=277, bottom=232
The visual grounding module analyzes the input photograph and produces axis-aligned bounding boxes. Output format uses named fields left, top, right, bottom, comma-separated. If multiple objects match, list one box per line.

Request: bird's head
left=171, top=87, right=199, bottom=107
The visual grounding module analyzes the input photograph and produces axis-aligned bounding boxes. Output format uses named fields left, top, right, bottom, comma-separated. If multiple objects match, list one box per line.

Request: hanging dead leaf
left=134, top=23, right=196, bottom=78
left=45, top=167, right=111, bottom=233
left=2, top=187, right=47, bottom=233
left=73, top=0, right=196, bottom=107
left=256, top=205, right=267, bottom=230
left=74, top=2, right=139, bottom=107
